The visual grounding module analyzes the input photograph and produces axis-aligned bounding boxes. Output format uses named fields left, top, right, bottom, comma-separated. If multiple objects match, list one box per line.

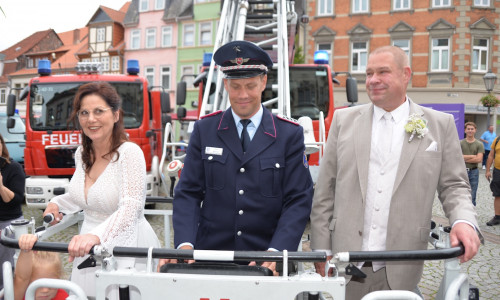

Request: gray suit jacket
left=310, top=99, right=480, bottom=290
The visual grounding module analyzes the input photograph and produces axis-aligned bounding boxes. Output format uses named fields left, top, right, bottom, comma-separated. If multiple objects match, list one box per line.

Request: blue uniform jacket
left=173, top=106, right=314, bottom=251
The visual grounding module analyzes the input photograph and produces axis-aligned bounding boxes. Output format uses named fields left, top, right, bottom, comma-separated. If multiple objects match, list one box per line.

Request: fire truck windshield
left=29, top=82, right=144, bottom=131
left=264, top=66, right=330, bottom=120
left=201, top=65, right=330, bottom=120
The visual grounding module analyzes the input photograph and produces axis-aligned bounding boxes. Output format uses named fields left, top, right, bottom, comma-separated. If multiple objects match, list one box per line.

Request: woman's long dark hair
left=69, top=82, right=128, bottom=173
left=0, top=133, right=11, bottom=164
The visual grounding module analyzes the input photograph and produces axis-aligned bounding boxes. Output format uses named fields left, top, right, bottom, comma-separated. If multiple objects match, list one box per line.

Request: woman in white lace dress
left=32, top=82, right=159, bottom=299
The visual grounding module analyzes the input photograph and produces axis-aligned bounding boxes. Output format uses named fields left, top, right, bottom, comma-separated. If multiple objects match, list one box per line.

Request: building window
left=139, top=0, right=149, bottom=12
left=472, top=38, right=488, bottom=72
left=351, top=41, right=367, bottom=73
left=183, top=24, right=195, bottom=47
left=97, top=27, right=105, bottom=42
left=111, top=56, right=120, bottom=71
left=101, top=57, right=110, bottom=71
left=161, top=66, right=171, bottom=90
left=392, top=39, right=410, bottom=57
left=317, top=0, right=333, bottom=16
left=431, top=38, right=449, bottom=71
left=393, top=0, right=410, bottom=10
left=432, top=0, right=451, bottom=7
left=92, top=57, right=99, bottom=63
left=200, top=22, right=212, bottom=46
left=82, top=58, right=91, bottom=63
left=145, top=67, right=155, bottom=87
left=155, top=0, right=165, bottom=10
left=0, top=89, right=6, bottom=104
left=353, top=0, right=369, bottom=13
left=27, top=58, right=34, bottom=68
left=55, top=103, right=63, bottom=120
left=474, top=0, right=490, bottom=6
left=131, top=30, right=141, bottom=49
left=317, top=43, right=332, bottom=65
left=67, top=101, right=73, bottom=118
left=181, top=65, right=195, bottom=88
left=146, top=28, right=156, bottom=49
left=161, top=26, right=173, bottom=47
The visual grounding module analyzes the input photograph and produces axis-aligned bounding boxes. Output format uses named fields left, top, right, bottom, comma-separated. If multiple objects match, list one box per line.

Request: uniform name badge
left=205, top=146, right=223, bottom=156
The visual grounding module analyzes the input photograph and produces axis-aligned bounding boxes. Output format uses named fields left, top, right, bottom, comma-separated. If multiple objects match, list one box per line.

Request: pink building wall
left=124, top=4, right=177, bottom=104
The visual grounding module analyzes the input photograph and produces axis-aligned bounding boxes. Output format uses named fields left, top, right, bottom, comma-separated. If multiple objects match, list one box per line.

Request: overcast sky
left=0, top=0, right=129, bottom=51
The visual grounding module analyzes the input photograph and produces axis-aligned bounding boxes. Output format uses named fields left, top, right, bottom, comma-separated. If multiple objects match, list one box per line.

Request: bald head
left=370, top=46, right=410, bottom=70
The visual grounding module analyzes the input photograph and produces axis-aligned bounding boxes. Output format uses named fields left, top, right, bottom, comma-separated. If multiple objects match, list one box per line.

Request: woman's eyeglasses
left=77, top=107, right=112, bottom=120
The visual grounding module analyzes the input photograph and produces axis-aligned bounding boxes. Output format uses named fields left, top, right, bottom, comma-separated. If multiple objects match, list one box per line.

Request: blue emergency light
left=127, top=60, right=140, bottom=75
left=203, top=53, right=213, bottom=67
left=38, top=59, right=51, bottom=76
left=314, top=50, right=329, bottom=65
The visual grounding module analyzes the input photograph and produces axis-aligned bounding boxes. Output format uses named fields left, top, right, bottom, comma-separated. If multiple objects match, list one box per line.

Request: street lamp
left=483, top=69, right=497, bottom=129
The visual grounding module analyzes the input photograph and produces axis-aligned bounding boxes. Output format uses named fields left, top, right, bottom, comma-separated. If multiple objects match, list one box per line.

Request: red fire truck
left=6, top=60, right=171, bottom=208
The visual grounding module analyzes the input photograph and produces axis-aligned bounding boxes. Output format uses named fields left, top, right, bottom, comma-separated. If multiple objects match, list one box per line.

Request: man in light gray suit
left=310, top=46, right=481, bottom=299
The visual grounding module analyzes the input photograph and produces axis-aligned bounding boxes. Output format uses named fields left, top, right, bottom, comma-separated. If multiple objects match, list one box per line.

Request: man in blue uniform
left=165, top=40, right=314, bottom=275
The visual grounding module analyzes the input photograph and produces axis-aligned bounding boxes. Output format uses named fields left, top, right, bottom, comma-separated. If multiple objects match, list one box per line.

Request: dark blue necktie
left=240, top=119, right=251, bottom=152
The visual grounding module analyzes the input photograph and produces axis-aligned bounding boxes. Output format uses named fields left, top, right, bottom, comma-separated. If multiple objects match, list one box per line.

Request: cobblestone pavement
left=417, top=167, right=500, bottom=300
left=20, top=168, right=499, bottom=299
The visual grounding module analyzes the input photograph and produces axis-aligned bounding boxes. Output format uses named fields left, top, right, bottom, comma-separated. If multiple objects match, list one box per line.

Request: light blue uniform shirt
left=231, top=105, right=263, bottom=141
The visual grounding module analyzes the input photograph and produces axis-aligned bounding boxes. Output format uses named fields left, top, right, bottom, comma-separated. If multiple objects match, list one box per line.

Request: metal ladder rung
left=245, top=29, right=275, bottom=35
left=247, top=14, right=274, bottom=20
left=248, top=0, right=274, bottom=4
left=251, top=9, right=275, bottom=14
left=259, top=45, right=274, bottom=50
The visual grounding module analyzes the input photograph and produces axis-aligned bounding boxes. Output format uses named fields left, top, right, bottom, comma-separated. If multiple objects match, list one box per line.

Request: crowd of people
left=0, top=42, right=492, bottom=299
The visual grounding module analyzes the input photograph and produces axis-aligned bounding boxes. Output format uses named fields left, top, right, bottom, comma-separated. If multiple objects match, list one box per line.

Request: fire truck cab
left=6, top=60, right=171, bottom=208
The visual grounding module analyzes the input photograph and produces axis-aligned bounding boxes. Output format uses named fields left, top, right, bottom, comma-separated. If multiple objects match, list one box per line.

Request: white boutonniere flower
left=404, top=114, right=428, bottom=142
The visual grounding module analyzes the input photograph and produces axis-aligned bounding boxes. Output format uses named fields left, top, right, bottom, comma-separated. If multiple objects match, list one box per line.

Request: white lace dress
left=50, top=142, right=160, bottom=299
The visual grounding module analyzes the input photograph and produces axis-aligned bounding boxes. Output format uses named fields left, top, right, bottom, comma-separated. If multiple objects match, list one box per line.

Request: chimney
left=73, top=29, right=80, bottom=45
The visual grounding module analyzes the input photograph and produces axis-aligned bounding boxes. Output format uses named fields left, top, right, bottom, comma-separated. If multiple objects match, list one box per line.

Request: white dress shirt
left=362, top=100, right=410, bottom=271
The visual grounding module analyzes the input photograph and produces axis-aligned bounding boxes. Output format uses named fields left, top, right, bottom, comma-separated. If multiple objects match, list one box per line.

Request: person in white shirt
left=19, top=82, right=160, bottom=299
left=310, top=46, right=482, bottom=300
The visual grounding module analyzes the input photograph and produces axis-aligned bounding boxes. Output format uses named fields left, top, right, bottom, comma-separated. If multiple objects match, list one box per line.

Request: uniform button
left=208, top=156, right=213, bottom=160
left=380, top=170, right=385, bottom=175
left=377, top=189, right=382, bottom=193
left=375, top=206, right=380, bottom=211
left=372, top=225, right=377, bottom=230
left=240, top=168, right=245, bottom=173
left=239, top=190, right=244, bottom=195
left=239, top=210, right=244, bottom=215
left=275, top=163, right=280, bottom=168
left=358, top=231, right=363, bottom=236
left=237, top=231, right=242, bottom=236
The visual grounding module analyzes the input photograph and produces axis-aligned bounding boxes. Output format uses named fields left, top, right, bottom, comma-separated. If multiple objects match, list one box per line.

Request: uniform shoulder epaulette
left=276, top=114, right=299, bottom=125
left=200, top=110, right=223, bottom=119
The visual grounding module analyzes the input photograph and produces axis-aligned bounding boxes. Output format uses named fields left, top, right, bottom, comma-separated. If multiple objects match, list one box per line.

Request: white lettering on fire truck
left=42, top=133, right=82, bottom=145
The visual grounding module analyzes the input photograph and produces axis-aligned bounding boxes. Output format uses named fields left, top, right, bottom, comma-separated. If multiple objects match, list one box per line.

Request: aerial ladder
left=199, top=0, right=298, bottom=119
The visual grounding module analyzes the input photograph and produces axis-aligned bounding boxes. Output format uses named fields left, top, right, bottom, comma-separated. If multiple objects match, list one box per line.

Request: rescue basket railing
left=1, top=222, right=471, bottom=300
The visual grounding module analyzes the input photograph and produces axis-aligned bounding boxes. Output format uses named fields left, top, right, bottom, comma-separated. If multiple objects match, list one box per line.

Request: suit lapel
left=241, top=108, right=276, bottom=165
left=217, top=109, right=244, bottom=160
left=393, top=100, right=424, bottom=195
left=355, top=104, right=374, bottom=203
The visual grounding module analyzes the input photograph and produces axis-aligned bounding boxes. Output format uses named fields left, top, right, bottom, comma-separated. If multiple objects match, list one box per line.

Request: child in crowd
left=15, top=234, right=68, bottom=300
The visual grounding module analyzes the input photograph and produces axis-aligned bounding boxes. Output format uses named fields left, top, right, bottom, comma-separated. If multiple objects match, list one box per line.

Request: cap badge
left=231, top=57, right=249, bottom=65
